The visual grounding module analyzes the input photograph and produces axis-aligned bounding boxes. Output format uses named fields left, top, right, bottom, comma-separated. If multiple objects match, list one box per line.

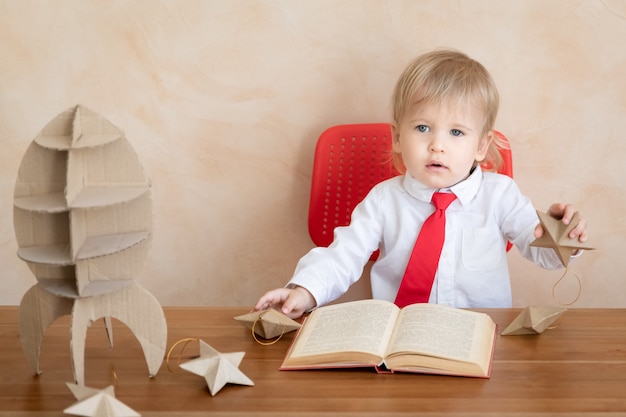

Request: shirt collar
left=402, top=165, right=484, bottom=206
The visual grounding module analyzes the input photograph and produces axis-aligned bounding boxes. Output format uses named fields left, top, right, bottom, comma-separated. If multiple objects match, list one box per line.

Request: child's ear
left=475, top=130, right=494, bottom=162
left=391, top=122, right=401, bottom=153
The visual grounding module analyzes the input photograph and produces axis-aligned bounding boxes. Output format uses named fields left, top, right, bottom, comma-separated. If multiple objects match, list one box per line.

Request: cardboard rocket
left=14, top=105, right=167, bottom=385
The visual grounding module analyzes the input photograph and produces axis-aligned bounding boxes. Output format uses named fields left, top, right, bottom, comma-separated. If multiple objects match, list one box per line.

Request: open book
left=281, top=299, right=497, bottom=378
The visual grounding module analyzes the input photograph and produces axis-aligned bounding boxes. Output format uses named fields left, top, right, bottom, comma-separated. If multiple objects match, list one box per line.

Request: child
left=254, top=49, right=588, bottom=319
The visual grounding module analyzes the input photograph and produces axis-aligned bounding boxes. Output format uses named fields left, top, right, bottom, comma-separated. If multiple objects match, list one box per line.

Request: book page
left=386, top=304, right=487, bottom=362
left=287, top=299, right=399, bottom=361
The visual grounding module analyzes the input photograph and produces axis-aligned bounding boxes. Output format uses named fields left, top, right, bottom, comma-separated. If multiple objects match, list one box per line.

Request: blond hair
left=391, top=49, right=504, bottom=173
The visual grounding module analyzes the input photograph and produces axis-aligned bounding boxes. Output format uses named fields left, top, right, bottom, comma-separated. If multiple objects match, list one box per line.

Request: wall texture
left=0, top=0, right=623, bottom=307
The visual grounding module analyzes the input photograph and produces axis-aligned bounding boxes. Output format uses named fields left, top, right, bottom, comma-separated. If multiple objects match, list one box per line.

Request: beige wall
left=0, top=0, right=623, bottom=307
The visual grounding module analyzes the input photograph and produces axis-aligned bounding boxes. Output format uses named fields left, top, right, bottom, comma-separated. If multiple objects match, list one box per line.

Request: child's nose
left=429, top=135, right=445, bottom=152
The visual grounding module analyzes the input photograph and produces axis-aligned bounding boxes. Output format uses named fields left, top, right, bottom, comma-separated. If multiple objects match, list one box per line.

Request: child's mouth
left=428, top=162, right=446, bottom=169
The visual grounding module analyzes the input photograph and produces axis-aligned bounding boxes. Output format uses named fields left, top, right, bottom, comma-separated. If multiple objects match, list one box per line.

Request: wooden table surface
left=1, top=306, right=626, bottom=416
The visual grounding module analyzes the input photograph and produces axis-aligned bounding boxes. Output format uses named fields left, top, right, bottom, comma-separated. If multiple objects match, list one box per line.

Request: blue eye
left=417, top=125, right=430, bottom=133
left=451, top=129, right=463, bottom=137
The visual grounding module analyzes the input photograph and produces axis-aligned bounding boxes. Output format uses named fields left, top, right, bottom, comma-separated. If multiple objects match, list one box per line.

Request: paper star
left=179, top=340, right=254, bottom=396
left=234, top=309, right=301, bottom=340
left=531, top=210, right=595, bottom=267
left=501, top=306, right=567, bottom=336
left=64, top=383, right=140, bottom=417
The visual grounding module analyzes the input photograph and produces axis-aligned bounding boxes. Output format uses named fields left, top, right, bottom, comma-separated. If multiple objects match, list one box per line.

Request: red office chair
left=308, top=124, right=513, bottom=260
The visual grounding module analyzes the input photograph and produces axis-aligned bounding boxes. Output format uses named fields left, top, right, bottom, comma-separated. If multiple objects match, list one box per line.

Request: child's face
left=392, top=99, right=493, bottom=190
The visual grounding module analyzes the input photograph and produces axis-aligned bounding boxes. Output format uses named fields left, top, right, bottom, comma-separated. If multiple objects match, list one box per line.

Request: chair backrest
left=307, top=123, right=513, bottom=259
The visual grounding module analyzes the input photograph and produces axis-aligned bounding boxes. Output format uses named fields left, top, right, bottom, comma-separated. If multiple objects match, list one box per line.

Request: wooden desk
left=1, top=306, right=626, bottom=416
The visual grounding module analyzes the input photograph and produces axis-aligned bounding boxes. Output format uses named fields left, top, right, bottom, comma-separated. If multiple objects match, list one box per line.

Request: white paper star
left=64, top=383, right=140, bottom=417
left=179, top=340, right=254, bottom=396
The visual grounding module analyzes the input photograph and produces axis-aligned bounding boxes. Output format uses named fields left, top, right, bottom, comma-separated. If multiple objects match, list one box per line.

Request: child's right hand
left=253, top=286, right=316, bottom=319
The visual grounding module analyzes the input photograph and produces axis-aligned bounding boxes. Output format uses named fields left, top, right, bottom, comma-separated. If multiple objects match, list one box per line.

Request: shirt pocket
left=461, top=226, right=503, bottom=271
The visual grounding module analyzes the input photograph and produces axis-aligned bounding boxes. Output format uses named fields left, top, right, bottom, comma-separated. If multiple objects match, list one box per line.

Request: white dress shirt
left=289, top=166, right=563, bottom=308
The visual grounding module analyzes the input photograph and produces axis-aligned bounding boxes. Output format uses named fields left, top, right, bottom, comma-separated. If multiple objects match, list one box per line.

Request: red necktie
left=394, top=192, right=457, bottom=308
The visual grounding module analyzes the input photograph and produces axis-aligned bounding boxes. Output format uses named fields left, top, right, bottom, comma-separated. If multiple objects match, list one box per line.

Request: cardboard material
left=531, top=210, right=595, bottom=267
left=14, top=105, right=166, bottom=385
left=179, top=339, right=254, bottom=396
left=64, top=383, right=140, bottom=417
left=14, top=105, right=152, bottom=298
left=234, top=309, right=301, bottom=340
left=501, top=306, right=567, bottom=336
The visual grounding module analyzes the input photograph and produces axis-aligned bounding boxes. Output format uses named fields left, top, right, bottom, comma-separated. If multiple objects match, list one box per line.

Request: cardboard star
left=234, top=309, right=301, bottom=340
left=531, top=210, right=595, bottom=267
left=501, top=306, right=567, bottom=336
left=179, top=340, right=254, bottom=396
left=64, top=383, right=140, bottom=417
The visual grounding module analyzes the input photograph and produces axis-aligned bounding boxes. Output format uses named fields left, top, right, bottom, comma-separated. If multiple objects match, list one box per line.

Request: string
left=250, top=310, right=286, bottom=346
left=110, top=365, right=118, bottom=389
left=166, top=337, right=198, bottom=372
left=551, top=266, right=582, bottom=307
left=544, top=267, right=582, bottom=331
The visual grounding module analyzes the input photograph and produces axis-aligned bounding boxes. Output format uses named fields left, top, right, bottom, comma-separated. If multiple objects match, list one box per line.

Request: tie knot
left=431, top=192, right=457, bottom=211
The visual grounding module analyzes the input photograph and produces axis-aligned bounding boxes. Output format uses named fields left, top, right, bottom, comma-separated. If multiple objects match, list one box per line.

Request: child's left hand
left=534, top=203, right=588, bottom=243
